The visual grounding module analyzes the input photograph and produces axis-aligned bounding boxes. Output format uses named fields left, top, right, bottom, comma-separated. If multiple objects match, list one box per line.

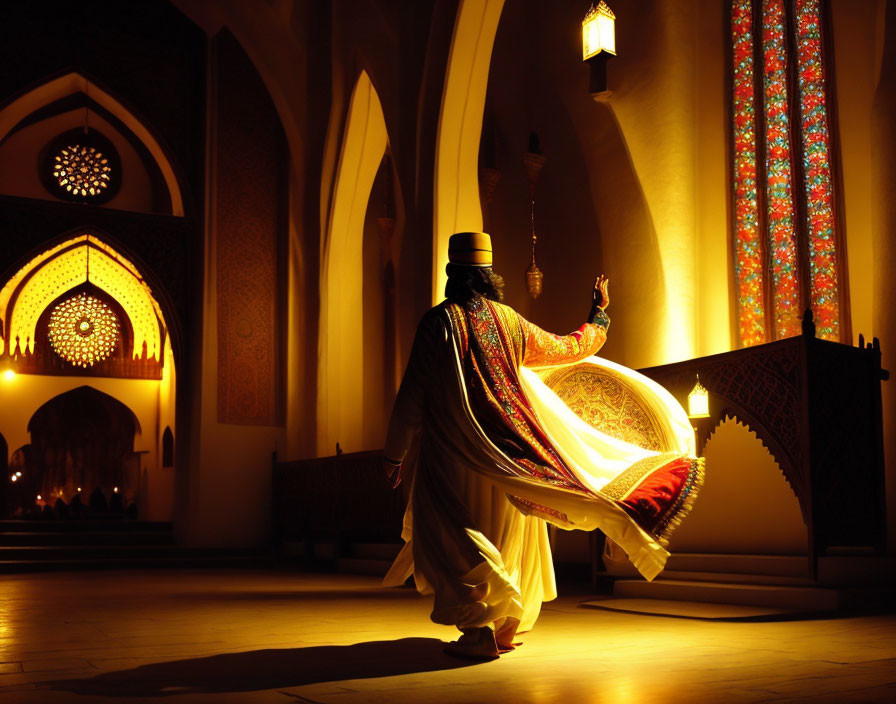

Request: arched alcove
left=433, top=0, right=505, bottom=304
left=0, top=73, right=185, bottom=215
left=667, top=417, right=807, bottom=555
left=162, top=426, right=174, bottom=468
left=318, top=71, right=390, bottom=454
left=19, top=386, right=139, bottom=514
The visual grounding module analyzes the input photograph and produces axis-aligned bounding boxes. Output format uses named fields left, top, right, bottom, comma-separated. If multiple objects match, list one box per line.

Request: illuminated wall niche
left=729, top=0, right=844, bottom=345
left=0, top=234, right=166, bottom=378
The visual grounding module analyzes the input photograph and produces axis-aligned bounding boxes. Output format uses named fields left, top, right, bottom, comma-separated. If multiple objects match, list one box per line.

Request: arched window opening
left=162, top=426, right=174, bottom=468
left=730, top=0, right=846, bottom=346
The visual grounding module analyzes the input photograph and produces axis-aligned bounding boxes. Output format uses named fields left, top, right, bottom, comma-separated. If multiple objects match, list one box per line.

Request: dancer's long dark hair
left=444, top=264, right=505, bottom=303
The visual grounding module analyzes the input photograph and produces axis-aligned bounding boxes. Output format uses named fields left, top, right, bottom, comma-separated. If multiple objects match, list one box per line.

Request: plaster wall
left=867, top=2, right=896, bottom=551
left=484, top=0, right=730, bottom=372
left=188, top=178, right=282, bottom=546
left=183, top=33, right=284, bottom=549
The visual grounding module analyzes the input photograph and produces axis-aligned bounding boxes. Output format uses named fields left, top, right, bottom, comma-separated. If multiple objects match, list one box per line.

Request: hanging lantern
left=688, top=375, right=710, bottom=419
left=523, top=135, right=547, bottom=299
left=582, top=1, right=616, bottom=60
left=582, top=2, right=616, bottom=96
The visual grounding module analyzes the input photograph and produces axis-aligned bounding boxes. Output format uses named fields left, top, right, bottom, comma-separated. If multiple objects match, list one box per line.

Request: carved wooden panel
left=639, top=330, right=888, bottom=568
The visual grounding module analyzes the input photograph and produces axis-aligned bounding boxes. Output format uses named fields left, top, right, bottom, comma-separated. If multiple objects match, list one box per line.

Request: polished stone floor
left=0, top=569, right=894, bottom=703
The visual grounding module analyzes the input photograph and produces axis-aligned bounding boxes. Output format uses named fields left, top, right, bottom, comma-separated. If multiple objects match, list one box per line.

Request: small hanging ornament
left=523, top=133, right=546, bottom=299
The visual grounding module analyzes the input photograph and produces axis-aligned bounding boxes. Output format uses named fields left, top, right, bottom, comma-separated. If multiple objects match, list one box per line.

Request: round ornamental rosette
left=41, top=128, right=121, bottom=204
left=48, top=293, right=120, bottom=367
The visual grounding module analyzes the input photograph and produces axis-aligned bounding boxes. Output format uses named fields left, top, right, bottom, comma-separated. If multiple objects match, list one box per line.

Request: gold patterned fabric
left=538, top=364, right=670, bottom=451
left=445, top=297, right=606, bottom=493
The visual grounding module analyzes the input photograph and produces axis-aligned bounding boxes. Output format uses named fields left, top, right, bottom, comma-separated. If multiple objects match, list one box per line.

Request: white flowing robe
left=383, top=298, right=696, bottom=632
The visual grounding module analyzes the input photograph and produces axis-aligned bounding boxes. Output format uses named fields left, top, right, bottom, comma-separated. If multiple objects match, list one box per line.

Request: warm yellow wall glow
left=318, top=72, right=388, bottom=454
left=1, top=235, right=165, bottom=360
left=668, top=417, right=807, bottom=554
left=608, top=2, right=700, bottom=364
left=434, top=0, right=505, bottom=304
left=0, top=72, right=184, bottom=216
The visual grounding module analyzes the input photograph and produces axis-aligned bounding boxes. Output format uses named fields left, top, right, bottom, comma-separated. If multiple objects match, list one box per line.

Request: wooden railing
left=271, top=449, right=405, bottom=551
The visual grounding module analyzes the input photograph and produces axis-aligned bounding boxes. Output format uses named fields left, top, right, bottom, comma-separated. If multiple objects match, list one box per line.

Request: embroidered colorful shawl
left=445, top=296, right=703, bottom=548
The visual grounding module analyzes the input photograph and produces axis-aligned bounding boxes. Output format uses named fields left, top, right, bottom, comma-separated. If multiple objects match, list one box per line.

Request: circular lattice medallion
left=48, top=293, right=120, bottom=367
left=539, top=363, right=670, bottom=452
left=41, top=129, right=121, bottom=204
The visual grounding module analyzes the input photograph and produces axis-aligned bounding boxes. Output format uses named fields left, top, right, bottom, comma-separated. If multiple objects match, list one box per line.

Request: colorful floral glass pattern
left=731, top=0, right=766, bottom=347
left=762, top=0, right=801, bottom=340
left=730, top=0, right=843, bottom=346
left=795, top=0, right=839, bottom=340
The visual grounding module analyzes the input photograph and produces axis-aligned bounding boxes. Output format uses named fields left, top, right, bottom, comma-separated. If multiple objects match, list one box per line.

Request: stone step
left=351, top=542, right=402, bottom=560
left=0, top=531, right=175, bottom=546
left=613, top=578, right=846, bottom=611
left=818, top=554, right=896, bottom=586
left=603, top=550, right=811, bottom=579
left=334, top=557, right=394, bottom=577
left=0, top=545, right=258, bottom=561
left=665, top=553, right=809, bottom=577
left=0, top=520, right=172, bottom=533
left=0, top=554, right=271, bottom=574
left=657, top=570, right=814, bottom=587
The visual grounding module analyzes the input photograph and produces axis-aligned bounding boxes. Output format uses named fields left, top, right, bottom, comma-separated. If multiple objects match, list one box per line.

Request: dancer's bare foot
left=494, top=617, right=522, bottom=651
left=444, top=627, right=500, bottom=661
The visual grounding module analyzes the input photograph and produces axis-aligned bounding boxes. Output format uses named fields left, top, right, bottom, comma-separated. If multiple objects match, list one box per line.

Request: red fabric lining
left=617, top=457, right=693, bottom=537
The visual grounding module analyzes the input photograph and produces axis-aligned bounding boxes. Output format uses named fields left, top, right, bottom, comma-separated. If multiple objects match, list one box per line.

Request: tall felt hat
left=448, top=232, right=493, bottom=267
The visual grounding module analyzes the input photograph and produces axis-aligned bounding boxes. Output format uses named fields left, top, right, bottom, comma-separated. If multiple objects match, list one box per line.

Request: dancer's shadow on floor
left=45, top=638, right=477, bottom=697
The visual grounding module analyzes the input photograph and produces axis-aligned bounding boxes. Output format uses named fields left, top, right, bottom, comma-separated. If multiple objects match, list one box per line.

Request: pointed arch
left=0, top=72, right=185, bottom=216
left=162, top=426, right=174, bottom=468
left=28, top=385, right=141, bottom=437
left=318, top=71, right=389, bottom=454
left=433, top=0, right=505, bottom=303
left=0, top=231, right=168, bottom=362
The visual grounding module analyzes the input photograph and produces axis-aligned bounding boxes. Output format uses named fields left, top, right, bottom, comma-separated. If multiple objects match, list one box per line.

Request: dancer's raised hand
left=592, top=274, right=610, bottom=311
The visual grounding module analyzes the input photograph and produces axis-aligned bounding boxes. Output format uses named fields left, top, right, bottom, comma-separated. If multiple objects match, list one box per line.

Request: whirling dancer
left=383, top=232, right=703, bottom=660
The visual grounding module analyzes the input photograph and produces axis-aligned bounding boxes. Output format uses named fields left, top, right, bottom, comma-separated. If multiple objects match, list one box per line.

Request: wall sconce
left=582, top=1, right=616, bottom=97
left=688, top=375, right=710, bottom=419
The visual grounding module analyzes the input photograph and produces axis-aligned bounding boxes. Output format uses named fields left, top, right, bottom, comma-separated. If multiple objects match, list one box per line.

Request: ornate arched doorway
left=0, top=233, right=176, bottom=520
left=6, top=387, right=140, bottom=517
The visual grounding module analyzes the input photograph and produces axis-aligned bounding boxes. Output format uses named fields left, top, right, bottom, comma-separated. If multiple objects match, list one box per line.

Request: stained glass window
left=731, top=0, right=766, bottom=347
left=795, top=0, right=839, bottom=340
left=729, top=0, right=844, bottom=346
